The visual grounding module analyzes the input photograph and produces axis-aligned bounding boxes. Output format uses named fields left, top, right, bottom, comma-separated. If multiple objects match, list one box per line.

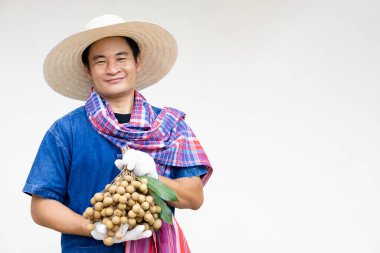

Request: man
left=23, top=14, right=213, bottom=253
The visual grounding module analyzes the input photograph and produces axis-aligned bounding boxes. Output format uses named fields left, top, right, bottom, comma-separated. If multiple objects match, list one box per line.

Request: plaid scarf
left=85, top=89, right=213, bottom=184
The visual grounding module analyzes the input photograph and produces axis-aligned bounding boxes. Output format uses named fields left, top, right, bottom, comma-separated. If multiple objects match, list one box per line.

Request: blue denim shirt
left=23, top=106, right=207, bottom=253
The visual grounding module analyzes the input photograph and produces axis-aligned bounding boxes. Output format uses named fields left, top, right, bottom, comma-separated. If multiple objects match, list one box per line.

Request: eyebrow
left=91, top=51, right=130, bottom=62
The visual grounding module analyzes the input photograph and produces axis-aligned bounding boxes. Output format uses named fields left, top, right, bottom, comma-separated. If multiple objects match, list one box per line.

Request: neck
left=104, top=91, right=135, bottom=114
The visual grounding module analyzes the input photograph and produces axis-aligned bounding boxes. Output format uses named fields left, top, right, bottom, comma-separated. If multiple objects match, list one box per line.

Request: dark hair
left=81, top=37, right=140, bottom=68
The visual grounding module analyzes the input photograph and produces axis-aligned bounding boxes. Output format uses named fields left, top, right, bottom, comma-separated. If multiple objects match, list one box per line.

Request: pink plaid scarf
left=85, top=89, right=212, bottom=184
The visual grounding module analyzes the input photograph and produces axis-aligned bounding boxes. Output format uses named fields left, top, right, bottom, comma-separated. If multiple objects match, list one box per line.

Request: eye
left=117, top=57, right=127, bottom=62
left=95, top=60, right=106, bottom=65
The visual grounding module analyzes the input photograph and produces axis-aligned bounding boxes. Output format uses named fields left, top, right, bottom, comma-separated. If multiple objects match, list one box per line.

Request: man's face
left=86, top=36, right=141, bottom=100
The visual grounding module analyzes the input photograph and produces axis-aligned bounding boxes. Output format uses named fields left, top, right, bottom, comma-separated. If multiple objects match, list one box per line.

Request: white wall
left=1, top=0, right=380, bottom=252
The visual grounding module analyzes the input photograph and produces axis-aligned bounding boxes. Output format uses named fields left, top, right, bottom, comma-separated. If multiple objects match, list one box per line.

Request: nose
left=106, top=60, right=120, bottom=75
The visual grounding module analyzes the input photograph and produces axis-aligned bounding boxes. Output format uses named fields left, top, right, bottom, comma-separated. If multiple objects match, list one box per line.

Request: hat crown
left=85, top=14, right=125, bottom=30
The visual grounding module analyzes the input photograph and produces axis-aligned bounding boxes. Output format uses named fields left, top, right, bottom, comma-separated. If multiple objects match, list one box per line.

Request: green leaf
left=139, top=176, right=178, bottom=202
left=150, top=190, right=173, bottom=224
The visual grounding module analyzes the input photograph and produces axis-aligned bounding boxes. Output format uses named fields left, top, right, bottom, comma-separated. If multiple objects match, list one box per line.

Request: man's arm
left=159, top=176, right=204, bottom=210
left=31, top=195, right=90, bottom=236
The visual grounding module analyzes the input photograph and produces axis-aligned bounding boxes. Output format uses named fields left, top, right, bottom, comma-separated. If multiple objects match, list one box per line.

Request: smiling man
left=23, top=15, right=213, bottom=253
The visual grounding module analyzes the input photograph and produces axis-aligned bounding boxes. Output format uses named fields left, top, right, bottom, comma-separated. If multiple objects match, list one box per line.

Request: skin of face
left=86, top=36, right=141, bottom=105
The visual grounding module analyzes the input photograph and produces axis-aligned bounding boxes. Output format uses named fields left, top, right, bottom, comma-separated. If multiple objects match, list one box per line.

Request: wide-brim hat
left=43, top=14, right=178, bottom=101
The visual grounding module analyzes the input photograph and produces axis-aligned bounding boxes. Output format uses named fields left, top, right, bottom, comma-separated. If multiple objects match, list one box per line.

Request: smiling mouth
left=105, top=77, right=125, bottom=84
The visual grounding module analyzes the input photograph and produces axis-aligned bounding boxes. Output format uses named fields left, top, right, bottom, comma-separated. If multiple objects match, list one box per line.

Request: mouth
left=105, top=77, right=125, bottom=84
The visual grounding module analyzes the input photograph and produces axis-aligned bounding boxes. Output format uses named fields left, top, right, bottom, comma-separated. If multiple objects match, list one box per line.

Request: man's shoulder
left=49, top=106, right=87, bottom=133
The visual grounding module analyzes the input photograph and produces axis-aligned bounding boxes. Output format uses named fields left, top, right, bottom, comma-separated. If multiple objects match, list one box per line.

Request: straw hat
left=43, top=14, right=178, bottom=100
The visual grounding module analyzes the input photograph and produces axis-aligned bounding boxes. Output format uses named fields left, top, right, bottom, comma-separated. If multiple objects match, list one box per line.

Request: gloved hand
left=114, top=149, right=158, bottom=179
left=91, top=222, right=152, bottom=242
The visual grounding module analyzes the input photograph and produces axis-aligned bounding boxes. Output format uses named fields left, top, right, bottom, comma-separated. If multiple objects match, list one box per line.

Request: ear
left=136, top=55, right=142, bottom=73
left=84, top=66, right=92, bottom=80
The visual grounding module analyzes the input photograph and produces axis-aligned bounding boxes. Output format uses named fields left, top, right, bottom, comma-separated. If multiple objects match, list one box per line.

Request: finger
left=124, top=154, right=137, bottom=171
left=125, top=225, right=145, bottom=240
left=114, top=159, right=124, bottom=170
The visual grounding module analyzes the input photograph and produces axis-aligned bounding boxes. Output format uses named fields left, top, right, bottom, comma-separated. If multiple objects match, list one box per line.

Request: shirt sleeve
left=22, top=126, right=70, bottom=203
left=173, top=165, right=208, bottom=179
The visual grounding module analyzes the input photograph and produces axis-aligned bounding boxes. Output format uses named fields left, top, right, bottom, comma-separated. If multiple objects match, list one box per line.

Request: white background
left=1, top=0, right=380, bottom=252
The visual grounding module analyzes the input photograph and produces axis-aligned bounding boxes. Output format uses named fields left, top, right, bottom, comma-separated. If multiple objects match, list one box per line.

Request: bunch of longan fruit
left=83, top=170, right=163, bottom=246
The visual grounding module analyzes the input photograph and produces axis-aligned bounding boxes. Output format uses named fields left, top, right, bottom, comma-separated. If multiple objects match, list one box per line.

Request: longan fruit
left=128, top=210, right=137, bottom=218
left=139, top=184, right=148, bottom=193
left=116, top=232, right=123, bottom=240
left=121, top=181, right=128, bottom=187
left=112, top=216, right=120, bottom=225
left=86, top=223, right=95, bottom=231
left=94, top=211, right=102, bottom=219
left=84, top=207, right=94, bottom=217
left=118, top=195, right=127, bottom=204
left=153, top=219, right=162, bottom=230
left=149, top=206, right=157, bottom=213
left=132, top=203, right=141, bottom=213
left=128, top=218, right=136, bottom=227
left=140, top=178, right=148, bottom=185
left=120, top=216, right=128, bottom=224
left=127, top=199, right=136, bottom=207
left=141, top=202, right=150, bottom=211
left=114, top=209, right=123, bottom=217
left=104, top=184, right=111, bottom=191
left=137, top=209, right=145, bottom=218
left=103, top=237, right=114, bottom=246
left=156, top=206, right=161, bottom=213
left=143, top=223, right=150, bottom=231
left=124, top=175, right=133, bottom=182
left=145, top=196, right=153, bottom=203
left=94, top=202, right=104, bottom=211
left=105, top=207, right=114, bottom=216
left=101, top=209, right=107, bottom=217
left=138, top=195, right=146, bottom=203
left=105, top=220, right=114, bottom=229
left=103, top=197, right=113, bottom=207
left=108, top=230, right=115, bottom=237
left=131, top=192, right=139, bottom=201
left=90, top=197, right=96, bottom=205
left=153, top=213, right=158, bottom=219
left=144, top=213, right=154, bottom=223
left=126, top=185, right=135, bottom=194
left=116, top=186, right=126, bottom=195
left=131, top=180, right=141, bottom=188
left=94, top=193, right=104, bottom=202
left=112, top=193, right=121, bottom=203
left=136, top=217, right=143, bottom=223
left=112, top=224, right=120, bottom=232
left=118, top=203, right=127, bottom=210
left=108, top=185, right=117, bottom=194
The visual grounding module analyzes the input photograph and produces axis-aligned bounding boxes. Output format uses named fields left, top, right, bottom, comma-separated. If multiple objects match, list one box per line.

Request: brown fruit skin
left=118, top=195, right=128, bottom=204
left=94, top=202, right=104, bottom=211
left=103, top=197, right=113, bottom=207
left=116, top=186, right=126, bottom=195
left=94, top=193, right=104, bottom=202
left=153, top=219, right=162, bottom=230
left=86, top=223, right=95, bottom=231
left=140, top=178, right=148, bottom=185
left=120, top=216, right=128, bottom=224
left=139, top=184, right=148, bottom=193
left=126, top=185, right=135, bottom=194
left=103, top=237, right=114, bottom=246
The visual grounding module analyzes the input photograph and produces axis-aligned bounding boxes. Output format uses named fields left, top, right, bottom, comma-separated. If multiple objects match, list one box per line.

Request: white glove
left=114, top=149, right=158, bottom=179
left=90, top=222, right=108, bottom=240
left=91, top=222, right=152, bottom=242
left=114, top=224, right=152, bottom=243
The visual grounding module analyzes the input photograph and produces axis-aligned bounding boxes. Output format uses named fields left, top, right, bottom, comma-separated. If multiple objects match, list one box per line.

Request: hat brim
left=43, top=21, right=178, bottom=101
